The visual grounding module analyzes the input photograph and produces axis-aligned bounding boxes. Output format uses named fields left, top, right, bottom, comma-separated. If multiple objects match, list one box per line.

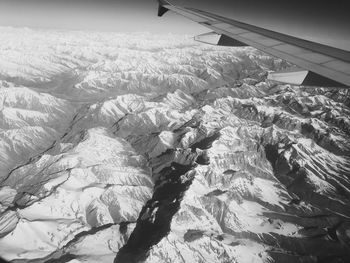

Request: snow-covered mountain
left=0, top=27, right=349, bottom=263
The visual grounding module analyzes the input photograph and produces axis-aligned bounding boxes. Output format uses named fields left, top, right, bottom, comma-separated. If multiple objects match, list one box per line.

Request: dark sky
left=0, top=0, right=349, bottom=49
left=0, top=0, right=207, bottom=34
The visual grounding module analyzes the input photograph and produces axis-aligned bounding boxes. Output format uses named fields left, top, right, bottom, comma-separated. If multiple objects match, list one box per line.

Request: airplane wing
left=157, top=0, right=350, bottom=87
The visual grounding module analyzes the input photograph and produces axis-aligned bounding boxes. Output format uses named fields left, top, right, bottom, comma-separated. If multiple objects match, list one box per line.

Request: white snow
left=0, top=26, right=349, bottom=263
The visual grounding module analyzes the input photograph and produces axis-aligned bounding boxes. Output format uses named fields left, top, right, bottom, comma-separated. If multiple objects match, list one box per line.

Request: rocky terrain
left=0, top=27, right=349, bottom=263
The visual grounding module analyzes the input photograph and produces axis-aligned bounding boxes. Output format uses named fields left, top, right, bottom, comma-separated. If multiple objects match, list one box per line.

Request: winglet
left=158, top=0, right=170, bottom=17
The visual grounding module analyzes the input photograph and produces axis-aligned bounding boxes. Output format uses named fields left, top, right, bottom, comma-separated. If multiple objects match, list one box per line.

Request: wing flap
left=323, top=60, right=350, bottom=75
left=268, top=69, right=346, bottom=87
left=194, top=32, right=248, bottom=47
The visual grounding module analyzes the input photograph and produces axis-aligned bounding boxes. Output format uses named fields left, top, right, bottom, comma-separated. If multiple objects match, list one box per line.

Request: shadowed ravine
left=115, top=131, right=220, bottom=263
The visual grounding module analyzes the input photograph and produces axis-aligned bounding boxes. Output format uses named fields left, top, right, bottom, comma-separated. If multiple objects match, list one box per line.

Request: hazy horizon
left=0, top=0, right=207, bottom=35
left=0, top=0, right=349, bottom=50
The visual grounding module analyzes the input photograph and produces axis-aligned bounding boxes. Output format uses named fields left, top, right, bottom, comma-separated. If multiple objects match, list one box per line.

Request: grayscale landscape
left=0, top=27, right=349, bottom=263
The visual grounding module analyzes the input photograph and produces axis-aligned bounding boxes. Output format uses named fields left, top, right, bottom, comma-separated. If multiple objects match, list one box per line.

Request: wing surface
left=158, top=0, right=350, bottom=87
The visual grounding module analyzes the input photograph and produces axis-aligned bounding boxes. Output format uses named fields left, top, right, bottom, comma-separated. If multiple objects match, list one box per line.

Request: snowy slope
left=0, top=27, right=349, bottom=263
